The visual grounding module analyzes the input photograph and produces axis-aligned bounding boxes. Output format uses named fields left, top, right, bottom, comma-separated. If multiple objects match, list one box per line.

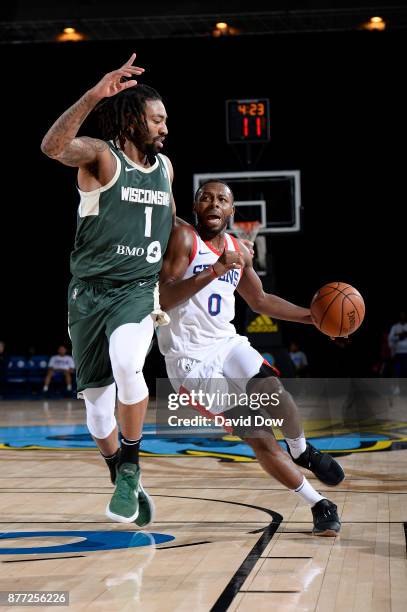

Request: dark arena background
left=0, top=2, right=407, bottom=611
left=1, top=4, right=406, bottom=378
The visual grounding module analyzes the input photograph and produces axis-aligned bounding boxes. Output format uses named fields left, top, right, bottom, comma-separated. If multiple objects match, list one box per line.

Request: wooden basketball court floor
left=0, top=398, right=406, bottom=611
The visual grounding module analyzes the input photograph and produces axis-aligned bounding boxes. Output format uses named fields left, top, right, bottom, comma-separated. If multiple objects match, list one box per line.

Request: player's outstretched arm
left=40, top=53, right=144, bottom=168
left=237, top=242, right=312, bottom=324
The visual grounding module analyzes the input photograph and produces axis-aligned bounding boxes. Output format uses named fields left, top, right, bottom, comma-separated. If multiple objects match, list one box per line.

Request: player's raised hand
left=213, top=249, right=244, bottom=276
left=89, top=53, right=145, bottom=101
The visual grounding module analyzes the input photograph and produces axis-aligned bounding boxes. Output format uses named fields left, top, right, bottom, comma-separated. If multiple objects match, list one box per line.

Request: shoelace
left=317, top=504, right=337, bottom=519
left=308, top=446, right=323, bottom=467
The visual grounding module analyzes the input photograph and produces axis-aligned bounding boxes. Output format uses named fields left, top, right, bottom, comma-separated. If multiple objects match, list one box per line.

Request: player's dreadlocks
left=95, top=84, right=162, bottom=152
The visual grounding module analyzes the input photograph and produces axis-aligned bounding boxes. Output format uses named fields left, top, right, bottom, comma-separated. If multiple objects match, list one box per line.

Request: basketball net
left=230, top=220, right=262, bottom=243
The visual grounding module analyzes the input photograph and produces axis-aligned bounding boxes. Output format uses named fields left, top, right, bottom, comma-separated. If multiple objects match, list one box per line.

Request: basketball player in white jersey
left=158, top=180, right=344, bottom=536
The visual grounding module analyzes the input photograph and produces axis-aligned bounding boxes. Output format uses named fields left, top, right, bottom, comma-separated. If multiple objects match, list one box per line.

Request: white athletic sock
left=67, top=384, right=72, bottom=391
left=43, top=385, right=48, bottom=392
left=286, top=434, right=307, bottom=459
left=294, top=476, right=325, bottom=506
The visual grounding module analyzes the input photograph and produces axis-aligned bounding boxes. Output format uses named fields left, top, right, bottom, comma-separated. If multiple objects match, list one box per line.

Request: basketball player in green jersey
left=41, top=53, right=173, bottom=526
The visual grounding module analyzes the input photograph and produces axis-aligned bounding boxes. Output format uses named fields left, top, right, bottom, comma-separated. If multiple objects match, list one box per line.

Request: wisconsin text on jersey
left=121, top=186, right=170, bottom=205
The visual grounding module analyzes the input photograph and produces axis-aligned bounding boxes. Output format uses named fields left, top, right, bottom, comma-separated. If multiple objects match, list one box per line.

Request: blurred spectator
left=43, top=345, right=75, bottom=394
left=289, top=341, right=309, bottom=377
left=372, top=331, right=393, bottom=377
left=0, top=341, right=7, bottom=397
left=388, top=311, right=407, bottom=377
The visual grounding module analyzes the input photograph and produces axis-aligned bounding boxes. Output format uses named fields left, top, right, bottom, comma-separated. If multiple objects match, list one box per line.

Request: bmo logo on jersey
left=116, top=241, right=162, bottom=263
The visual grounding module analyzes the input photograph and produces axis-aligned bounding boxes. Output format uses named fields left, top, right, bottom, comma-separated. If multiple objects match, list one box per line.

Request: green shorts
left=68, top=276, right=159, bottom=393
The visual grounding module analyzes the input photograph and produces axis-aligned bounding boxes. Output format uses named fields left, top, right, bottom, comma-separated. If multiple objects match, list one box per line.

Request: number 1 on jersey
left=144, top=206, right=152, bottom=237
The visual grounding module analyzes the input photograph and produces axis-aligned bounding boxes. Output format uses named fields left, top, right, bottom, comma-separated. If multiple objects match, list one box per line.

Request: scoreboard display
left=226, top=99, right=270, bottom=143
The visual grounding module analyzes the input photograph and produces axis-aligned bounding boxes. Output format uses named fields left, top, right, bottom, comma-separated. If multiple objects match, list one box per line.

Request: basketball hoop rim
left=230, top=220, right=263, bottom=241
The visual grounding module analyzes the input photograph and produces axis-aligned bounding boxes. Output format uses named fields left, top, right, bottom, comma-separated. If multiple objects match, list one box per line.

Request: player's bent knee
left=109, top=322, right=151, bottom=404
left=117, top=371, right=149, bottom=406
left=83, top=383, right=117, bottom=439
left=110, top=352, right=145, bottom=379
left=247, top=364, right=285, bottom=396
left=87, top=412, right=116, bottom=439
left=109, top=320, right=154, bottom=379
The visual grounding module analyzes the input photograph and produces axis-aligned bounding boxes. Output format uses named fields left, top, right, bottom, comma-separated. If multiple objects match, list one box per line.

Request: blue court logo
left=0, top=531, right=174, bottom=554
left=0, top=423, right=399, bottom=457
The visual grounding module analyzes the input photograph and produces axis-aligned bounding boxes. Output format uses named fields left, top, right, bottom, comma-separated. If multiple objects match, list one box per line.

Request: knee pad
left=83, top=383, right=117, bottom=439
left=116, top=370, right=149, bottom=405
left=246, top=364, right=285, bottom=396
left=109, top=320, right=152, bottom=405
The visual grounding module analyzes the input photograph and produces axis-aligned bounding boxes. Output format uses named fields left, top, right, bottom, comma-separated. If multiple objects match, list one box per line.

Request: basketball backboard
left=193, top=170, right=301, bottom=233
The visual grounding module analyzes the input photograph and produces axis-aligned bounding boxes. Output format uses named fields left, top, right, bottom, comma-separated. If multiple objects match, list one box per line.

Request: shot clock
left=226, top=99, right=270, bottom=144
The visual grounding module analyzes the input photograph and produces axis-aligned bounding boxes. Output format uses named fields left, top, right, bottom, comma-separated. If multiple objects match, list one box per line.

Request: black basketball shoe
left=311, top=499, right=341, bottom=536
left=288, top=442, right=345, bottom=486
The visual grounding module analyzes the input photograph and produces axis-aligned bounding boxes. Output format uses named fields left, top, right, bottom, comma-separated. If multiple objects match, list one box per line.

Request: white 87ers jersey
left=157, top=230, right=242, bottom=360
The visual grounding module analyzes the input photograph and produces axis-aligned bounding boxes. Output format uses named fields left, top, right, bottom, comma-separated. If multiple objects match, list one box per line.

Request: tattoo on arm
left=41, top=92, right=105, bottom=164
left=57, top=137, right=108, bottom=166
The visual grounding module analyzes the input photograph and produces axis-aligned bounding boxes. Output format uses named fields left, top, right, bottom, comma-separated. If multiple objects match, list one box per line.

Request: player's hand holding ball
left=310, top=282, right=365, bottom=338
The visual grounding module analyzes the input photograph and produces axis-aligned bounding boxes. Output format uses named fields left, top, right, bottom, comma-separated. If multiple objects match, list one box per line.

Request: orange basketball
left=310, top=282, right=365, bottom=337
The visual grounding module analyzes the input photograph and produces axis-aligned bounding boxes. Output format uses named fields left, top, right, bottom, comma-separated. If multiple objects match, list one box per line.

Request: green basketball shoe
left=135, top=481, right=155, bottom=528
left=106, top=462, right=140, bottom=523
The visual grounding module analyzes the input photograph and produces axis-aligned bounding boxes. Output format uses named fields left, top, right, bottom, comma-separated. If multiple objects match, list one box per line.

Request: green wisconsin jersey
left=70, top=142, right=173, bottom=282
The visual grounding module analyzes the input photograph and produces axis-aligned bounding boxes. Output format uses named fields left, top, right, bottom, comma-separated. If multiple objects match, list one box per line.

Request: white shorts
left=165, top=335, right=264, bottom=415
